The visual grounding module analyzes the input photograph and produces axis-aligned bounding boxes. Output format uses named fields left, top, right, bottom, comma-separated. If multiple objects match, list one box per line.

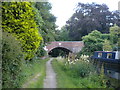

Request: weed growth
left=52, top=56, right=107, bottom=88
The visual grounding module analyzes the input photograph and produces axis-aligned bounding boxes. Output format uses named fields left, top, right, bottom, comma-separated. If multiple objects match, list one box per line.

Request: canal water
left=91, top=58, right=120, bottom=80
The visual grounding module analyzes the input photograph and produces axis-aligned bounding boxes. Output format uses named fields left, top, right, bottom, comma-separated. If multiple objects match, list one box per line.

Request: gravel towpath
left=43, top=58, right=57, bottom=88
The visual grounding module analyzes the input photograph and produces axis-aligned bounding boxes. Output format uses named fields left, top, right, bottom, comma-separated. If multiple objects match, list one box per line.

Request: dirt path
left=43, top=58, right=57, bottom=88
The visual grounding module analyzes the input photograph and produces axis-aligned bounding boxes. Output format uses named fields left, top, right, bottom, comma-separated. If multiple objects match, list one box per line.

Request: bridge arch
left=48, top=46, right=72, bottom=57
left=44, top=41, right=84, bottom=55
left=48, top=46, right=72, bottom=53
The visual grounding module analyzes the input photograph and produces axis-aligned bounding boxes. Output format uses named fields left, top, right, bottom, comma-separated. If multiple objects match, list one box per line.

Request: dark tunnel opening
left=48, top=47, right=72, bottom=57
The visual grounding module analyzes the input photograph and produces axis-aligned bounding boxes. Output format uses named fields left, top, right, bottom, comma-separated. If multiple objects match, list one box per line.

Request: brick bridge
left=44, top=41, right=84, bottom=54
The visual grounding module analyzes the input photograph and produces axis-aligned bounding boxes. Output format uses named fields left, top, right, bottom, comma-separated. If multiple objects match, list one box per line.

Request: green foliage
left=35, top=43, right=46, bottom=57
left=52, top=58, right=107, bottom=88
left=99, top=64, right=107, bottom=86
left=34, top=2, right=56, bottom=43
left=81, top=30, right=104, bottom=55
left=2, top=2, right=43, bottom=60
left=103, top=39, right=112, bottom=51
left=110, top=24, right=120, bottom=50
left=66, top=3, right=120, bottom=40
left=56, top=26, right=70, bottom=41
left=21, top=58, right=48, bottom=88
left=63, top=55, right=95, bottom=78
left=70, top=61, right=95, bottom=78
left=101, top=34, right=110, bottom=40
left=2, top=32, right=24, bottom=88
left=30, top=2, right=57, bottom=57
left=118, top=38, right=120, bottom=50
left=79, top=25, right=120, bottom=56
left=32, top=3, right=44, bottom=29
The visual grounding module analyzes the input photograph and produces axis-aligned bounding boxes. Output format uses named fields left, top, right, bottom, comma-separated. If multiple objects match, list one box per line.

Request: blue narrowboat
left=91, top=51, right=120, bottom=80
left=92, top=51, right=120, bottom=64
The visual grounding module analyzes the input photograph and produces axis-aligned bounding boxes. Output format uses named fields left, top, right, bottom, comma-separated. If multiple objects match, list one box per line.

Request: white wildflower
left=87, top=60, right=89, bottom=62
left=68, top=59, right=70, bottom=62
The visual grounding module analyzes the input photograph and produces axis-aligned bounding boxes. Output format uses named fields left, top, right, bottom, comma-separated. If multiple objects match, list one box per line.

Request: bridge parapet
left=44, top=41, right=84, bottom=54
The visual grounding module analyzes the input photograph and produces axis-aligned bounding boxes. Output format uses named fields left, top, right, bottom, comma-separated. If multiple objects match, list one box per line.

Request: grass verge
left=52, top=59, right=78, bottom=88
left=52, top=58, right=107, bottom=88
left=20, top=58, right=49, bottom=88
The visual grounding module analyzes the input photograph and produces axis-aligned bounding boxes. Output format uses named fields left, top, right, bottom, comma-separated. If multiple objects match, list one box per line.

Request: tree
left=109, top=24, right=120, bottom=50
left=34, top=2, right=57, bottom=43
left=103, top=39, right=112, bottom=51
left=55, top=26, right=70, bottom=41
left=32, top=2, right=57, bottom=57
left=2, top=2, right=43, bottom=60
left=66, top=3, right=120, bottom=40
left=81, top=30, right=104, bottom=55
left=101, top=34, right=110, bottom=40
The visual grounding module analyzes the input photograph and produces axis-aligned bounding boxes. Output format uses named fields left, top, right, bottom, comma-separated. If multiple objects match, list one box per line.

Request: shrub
left=2, top=2, right=43, bottom=60
left=71, top=60, right=95, bottom=78
left=58, top=56, right=95, bottom=78
left=81, top=30, right=104, bottom=56
left=53, top=57, right=107, bottom=88
left=2, top=32, right=24, bottom=88
left=103, top=39, right=112, bottom=51
left=36, top=43, right=46, bottom=57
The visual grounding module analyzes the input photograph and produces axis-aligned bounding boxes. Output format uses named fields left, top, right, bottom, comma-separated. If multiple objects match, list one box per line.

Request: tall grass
left=20, top=58, right=49, bottom=88
left=52, top=57, right=107, bottom=88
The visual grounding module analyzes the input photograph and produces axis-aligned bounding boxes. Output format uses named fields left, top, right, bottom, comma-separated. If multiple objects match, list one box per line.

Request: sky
left=48, top=0, right=120, bottom=29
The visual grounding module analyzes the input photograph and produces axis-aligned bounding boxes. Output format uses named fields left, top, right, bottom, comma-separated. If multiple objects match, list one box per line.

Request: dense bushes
left=35, top=43, right=46, bottom=57
left=1, top=2, right=44, bottom=88
left=2, top=32, right=24, bottom=88
left=2, top=2, right=43, bottom=60
left=103, top=39, right=112, bottom=51
left=52, top=57, right=107, bottom=88
left=71, top=61, right=95, bottom=78
left=78, top=25, right=120, bottom=56
left=109, top=24, right=120, bottom=50
left=1, top=2, right=57, bottom=88
left=79, top=30, right=104, bottom=56
left=60, top=56, right=95, bottom=78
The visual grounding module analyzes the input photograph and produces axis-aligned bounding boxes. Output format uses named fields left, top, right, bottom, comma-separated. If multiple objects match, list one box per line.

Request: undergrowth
left=52, top=57, right=108, bottom=88
left=20, top=58, right=48, bottom=88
